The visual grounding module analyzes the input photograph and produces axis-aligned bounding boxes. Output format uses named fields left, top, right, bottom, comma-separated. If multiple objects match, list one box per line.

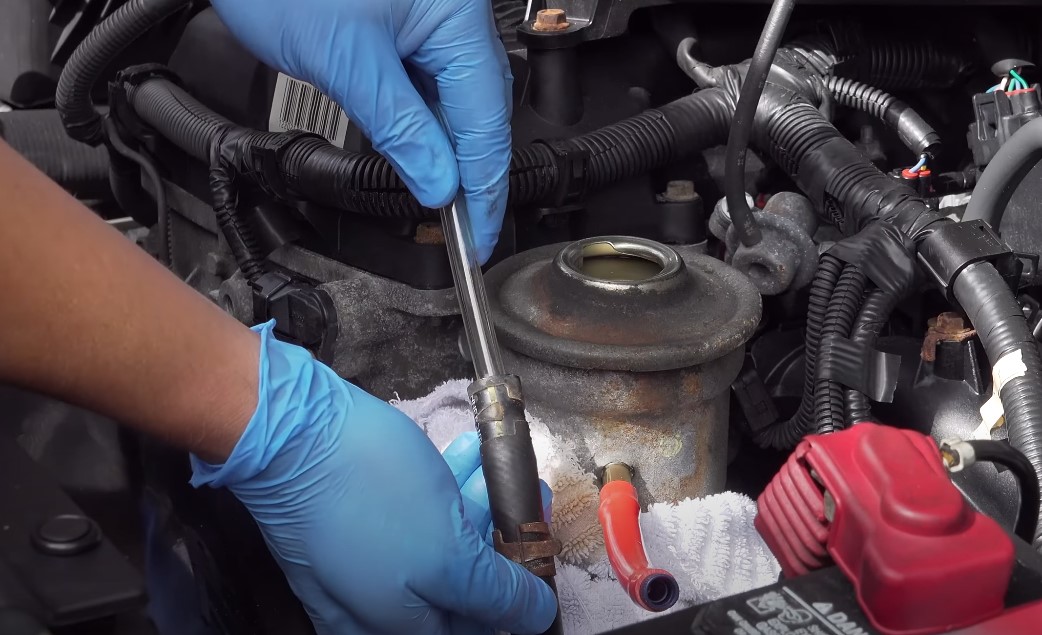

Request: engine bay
left=6, top=0, right=1042, bottom=633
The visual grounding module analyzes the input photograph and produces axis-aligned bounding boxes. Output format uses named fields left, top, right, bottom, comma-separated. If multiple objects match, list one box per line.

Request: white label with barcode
left=268, top=73, right=350, bottom=148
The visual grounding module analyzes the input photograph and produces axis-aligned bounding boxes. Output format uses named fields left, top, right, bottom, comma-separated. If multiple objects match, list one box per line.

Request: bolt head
left=533, top=8, right=569, bottom=31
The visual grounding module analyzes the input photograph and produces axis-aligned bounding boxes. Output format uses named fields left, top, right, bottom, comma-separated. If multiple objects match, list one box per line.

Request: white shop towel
left=393, top=379, right=781, bottom=635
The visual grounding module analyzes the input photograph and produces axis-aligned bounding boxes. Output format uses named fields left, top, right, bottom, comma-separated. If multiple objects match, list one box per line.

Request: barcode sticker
left=268, top=73, right=350, bottom=148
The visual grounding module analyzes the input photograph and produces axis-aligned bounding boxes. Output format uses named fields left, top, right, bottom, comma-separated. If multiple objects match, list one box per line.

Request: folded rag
left=393, top=379, right=781, bottom=635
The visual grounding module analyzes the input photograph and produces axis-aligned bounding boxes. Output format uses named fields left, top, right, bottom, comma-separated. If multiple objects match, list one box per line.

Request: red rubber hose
left=598, top=476, right=680, bottom=612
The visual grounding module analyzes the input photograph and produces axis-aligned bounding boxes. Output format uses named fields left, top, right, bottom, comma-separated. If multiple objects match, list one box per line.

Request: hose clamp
left=492, top=522, right=562, bottom=578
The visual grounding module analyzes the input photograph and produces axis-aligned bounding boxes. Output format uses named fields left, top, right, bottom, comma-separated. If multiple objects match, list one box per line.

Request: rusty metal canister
left=485, top=236, right=761, bottom=505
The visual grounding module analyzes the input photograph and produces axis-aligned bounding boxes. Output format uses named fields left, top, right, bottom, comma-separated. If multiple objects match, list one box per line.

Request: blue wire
left=909, top=155, right=928, bottom=173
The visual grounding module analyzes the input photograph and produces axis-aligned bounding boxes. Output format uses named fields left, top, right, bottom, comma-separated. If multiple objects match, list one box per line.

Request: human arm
left=0, top=139, right=556, bottom=634
left=0, top=138, right=256, bottom=461
left=209, top=0, right=513, bottom=263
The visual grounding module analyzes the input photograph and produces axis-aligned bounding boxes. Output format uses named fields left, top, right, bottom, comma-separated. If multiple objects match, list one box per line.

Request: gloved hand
left=191, top=322, right=556, bottom=635
left=442, top=432, right=554, bottom=545
left=210, top=0, right=512, bottom=263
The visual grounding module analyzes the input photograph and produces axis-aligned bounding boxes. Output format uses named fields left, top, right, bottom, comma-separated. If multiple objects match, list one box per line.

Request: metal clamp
left=492, top=522, right=562, bottom=578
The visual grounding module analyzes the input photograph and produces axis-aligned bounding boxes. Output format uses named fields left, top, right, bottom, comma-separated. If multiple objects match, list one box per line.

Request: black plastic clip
left=731, top=364, right=779, bottom=434
left=917, top=220, right=1020, bottom=300
left=535, top=139, right=590, bottom=207
left=252, top=271, right=339, bottom=363
left=244, top=131, right=325, bottom=201
left=107, top=64, right=184, bottom=143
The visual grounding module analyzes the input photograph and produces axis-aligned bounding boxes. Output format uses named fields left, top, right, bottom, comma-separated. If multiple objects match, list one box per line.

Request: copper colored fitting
left=533, top=8, right=570, bottom=31
left=922, top=311, right=976, bottom=362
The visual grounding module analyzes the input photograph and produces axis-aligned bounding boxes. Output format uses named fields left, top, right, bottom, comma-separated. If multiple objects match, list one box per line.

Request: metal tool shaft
left=439, top=203, right=504, bottom=378
left=440, top=202, right=563, bottom=635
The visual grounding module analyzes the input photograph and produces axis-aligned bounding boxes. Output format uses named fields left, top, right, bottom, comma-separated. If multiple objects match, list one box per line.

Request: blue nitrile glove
left=190, top=322, right=556, bottom=635
left=441, top=432, right=554, bottom=545
left=210, top=0, right=512, bottom=263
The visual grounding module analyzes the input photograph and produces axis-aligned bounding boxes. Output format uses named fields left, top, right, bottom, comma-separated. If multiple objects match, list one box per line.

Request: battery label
left=691, top=568, right=880, bottom=635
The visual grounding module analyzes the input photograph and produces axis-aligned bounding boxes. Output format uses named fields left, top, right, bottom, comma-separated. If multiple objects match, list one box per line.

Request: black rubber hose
left=755, top=254, right=844, bottom=449
left=845, top=289, right=900, bottom=424
left=55, top=0, right=189, bottom=145
left=0, top=109, right=110, bottom=199
left=725, top=0, right=796, bottom=248
left=103, top=117, right=170, bottom=265
left=963, top=117, right=1042, bottom=230
left=124, top=76, right=735, bottom=216
left=824, top=76, right=941, bottom=157
left=964, top=440, right=1040, bottom=545
left=814, top=266, right=867, bottom=434
left=954, top=262, right=1042, bottom=546
left=470, top=376, right=562, bottom=635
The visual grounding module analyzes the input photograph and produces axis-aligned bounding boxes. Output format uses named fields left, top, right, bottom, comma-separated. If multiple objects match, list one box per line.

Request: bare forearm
left=0, top=139, right=257, bottom=461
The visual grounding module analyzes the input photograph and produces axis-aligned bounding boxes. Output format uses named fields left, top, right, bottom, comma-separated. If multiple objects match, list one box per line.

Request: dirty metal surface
left=485, top=240, right=761, bottom=372
left=507, top=348, right=743, bottom=506
left=488, top=237, right=760, bottom=504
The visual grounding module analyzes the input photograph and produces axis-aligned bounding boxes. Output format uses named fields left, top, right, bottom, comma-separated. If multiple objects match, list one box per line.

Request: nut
left=533, top=8, right=570, bottom=31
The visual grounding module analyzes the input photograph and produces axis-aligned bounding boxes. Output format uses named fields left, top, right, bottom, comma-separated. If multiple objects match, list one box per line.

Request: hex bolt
left=934, top=312, right=967, bottom=334
left=533, top=8, right=570, bottom=31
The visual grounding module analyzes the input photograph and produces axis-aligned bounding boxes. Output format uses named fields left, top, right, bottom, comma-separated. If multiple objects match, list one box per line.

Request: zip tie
left=974, top=348, right=1028, bottom=439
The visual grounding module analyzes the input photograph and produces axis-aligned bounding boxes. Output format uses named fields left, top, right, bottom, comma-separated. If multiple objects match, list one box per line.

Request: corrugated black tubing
left=787, top=30, right=972, bottom=90
left=56, top=0, right=189, bottom=145
left=123, top=75, right=735, bottom=217
left=964, top=440, right=1040, bottom=545
left=760, top=98, right=935, bottom=237
left=813, top=266, right=867, bottom=434
left=954, top=262, right=1042, bottom=547
left=755, top=254, right=844, bottom=449
left=824, top=76, right=940, bottom=157
left=845, top=288, right=900, bottom=424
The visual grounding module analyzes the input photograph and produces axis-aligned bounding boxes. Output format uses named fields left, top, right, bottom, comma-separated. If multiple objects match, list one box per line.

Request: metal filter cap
left=485, top=236, right=761, bottom=372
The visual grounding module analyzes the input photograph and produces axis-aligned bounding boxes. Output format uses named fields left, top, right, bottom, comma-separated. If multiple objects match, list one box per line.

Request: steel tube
left=439, top=203, right=504, bottom=378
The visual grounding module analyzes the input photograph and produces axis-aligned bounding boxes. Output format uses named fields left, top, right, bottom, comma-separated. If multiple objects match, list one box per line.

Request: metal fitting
left=601, top=462, right=634, bottom=486
left=712, top=192, right=818, bottom=296
left=922, top=312, right=977, bottom=362
left=533, top=8, right=570, bottom=31
left=940, top=440, right=976, bottom=473
left=493, top=522, right=562, bottom=578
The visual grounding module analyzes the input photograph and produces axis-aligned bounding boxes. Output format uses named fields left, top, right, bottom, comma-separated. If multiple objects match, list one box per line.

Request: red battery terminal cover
left=755, top=424, right=1015, bottom=635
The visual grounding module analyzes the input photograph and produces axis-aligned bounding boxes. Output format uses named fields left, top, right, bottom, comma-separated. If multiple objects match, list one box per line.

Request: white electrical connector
left=973, top=348, right=1028, bottom=440
left=941, top=440, right=977, bottom=474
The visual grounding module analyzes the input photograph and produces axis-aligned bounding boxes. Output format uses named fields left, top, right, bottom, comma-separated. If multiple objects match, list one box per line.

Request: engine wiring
left=907, top=153, right=929, bottom=174
left=988, top=68, right=1031, bottom=93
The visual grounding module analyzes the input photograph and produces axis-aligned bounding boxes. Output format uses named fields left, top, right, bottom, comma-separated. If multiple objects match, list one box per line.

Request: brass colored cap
left=601, top=462, right=634, bottom=486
